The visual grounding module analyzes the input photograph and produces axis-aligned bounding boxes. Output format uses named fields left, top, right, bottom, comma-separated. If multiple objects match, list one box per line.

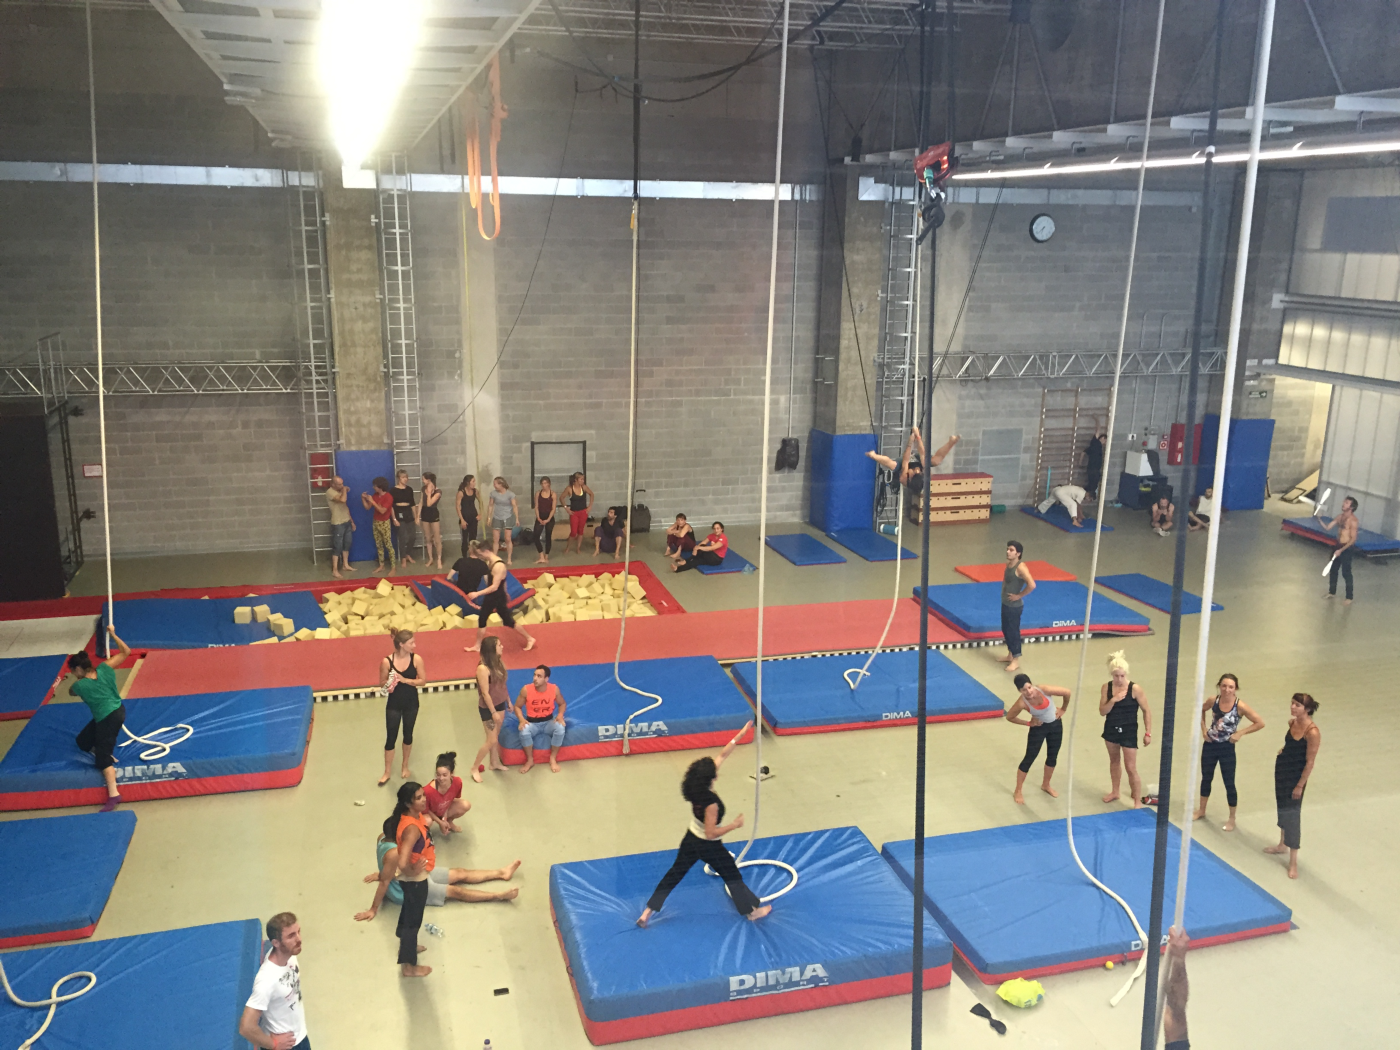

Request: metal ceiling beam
left=0, top=361, right=301, bottom=398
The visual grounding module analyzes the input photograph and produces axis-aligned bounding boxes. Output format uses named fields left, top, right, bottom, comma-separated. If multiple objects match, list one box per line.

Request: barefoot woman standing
left=469, top=636, right=511, bottom=782
left=1099, top=651, right=1153, bottom=807
left=1006, top=675, right=1070, bottom=804
left=1265, top=693, right=1322, bottom=879
left=378, top=630, right=426, bottom=787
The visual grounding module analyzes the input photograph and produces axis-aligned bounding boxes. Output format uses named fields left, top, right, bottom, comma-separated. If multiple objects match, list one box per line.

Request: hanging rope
left=1155, top=2, right=1278, bottom=1044
left=842, top=481, right=905, bottom=691
left=1061, top=0, right=1169, bottom=1009
left=464, top=55, right=506, bottom=241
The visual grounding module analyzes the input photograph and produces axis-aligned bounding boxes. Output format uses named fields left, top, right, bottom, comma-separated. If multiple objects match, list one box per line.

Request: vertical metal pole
left=1007, top=24, right=1019, bottom=137
left=1110, top=0, right=1127, bottom=123
left=1140, top=2, right=1228, bottom=1047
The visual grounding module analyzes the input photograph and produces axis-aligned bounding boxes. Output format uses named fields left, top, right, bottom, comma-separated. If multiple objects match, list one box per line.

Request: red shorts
left=569, top=509, right=588, bottom=537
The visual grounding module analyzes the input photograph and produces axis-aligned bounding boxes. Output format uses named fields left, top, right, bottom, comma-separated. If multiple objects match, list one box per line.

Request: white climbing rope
left=1062, top=0, right=1168, bottom=1009
left=842, top=476, right=906, bottom=691
left=1157, top=3, right=1278, bottom=1043
left=119, top=722, right=194, bottom=762
left=0, top=960, right=97, bottom=1050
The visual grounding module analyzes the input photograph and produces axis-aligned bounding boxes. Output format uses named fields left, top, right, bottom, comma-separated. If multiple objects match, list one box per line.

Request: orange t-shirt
left=396, top=812, right=435, bottom=881
left=523, top=682, right=560, bottom=721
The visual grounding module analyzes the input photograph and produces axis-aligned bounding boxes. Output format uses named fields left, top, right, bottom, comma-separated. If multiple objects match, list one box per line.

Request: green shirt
left=71, top=664, right=123, bottom=722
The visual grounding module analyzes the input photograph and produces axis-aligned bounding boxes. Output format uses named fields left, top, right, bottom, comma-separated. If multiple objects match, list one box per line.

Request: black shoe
left=970, top=1002, right=1007, bottom=1035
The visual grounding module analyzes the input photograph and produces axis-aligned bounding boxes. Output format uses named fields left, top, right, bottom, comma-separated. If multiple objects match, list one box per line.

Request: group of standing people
left=324, top=469, right=446, bottom=578
left=455, top=472, right=618, bottom=567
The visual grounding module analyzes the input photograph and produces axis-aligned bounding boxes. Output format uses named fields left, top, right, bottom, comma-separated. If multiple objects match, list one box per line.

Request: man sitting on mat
left=593, top=506, right=625, bottom=561
left=1187, top=486, right=1216, bottom=532
left=673, top=521, right=728, bottom=572
left=66, top=625, right=131, bottom=813
left=1151, top=494, right=1176, bottom=537
left=514, top=664, right=566, bottom=774
left=1037, top=483, right=1088, bottom=527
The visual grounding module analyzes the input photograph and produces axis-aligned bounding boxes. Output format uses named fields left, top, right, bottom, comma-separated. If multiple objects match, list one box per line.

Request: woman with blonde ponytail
left=1097, top=650, right=1153, bottom=807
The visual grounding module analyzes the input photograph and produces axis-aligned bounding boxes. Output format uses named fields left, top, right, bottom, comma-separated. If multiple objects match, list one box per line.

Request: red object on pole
left=309, top=451, right=332, bottom=490
left=914, top=143, right=954, bottom=191
left=1167, top=423, right=1201, bottom=466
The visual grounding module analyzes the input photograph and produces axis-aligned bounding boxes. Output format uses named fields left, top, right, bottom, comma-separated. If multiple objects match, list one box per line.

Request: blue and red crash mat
left=550, top=826, right=951, bottom=1044
left=911, top=580, right=1151, bottom=638
left=0, top=919, right=261, bottom=1050
left=102, top=592, right=328, bottom=648
left=1282, top=515, right=1400, bottom=554
left=0, top=654, right=68, bottom=720
left=0, top=687, right=314, bottom=811
left=0, top=812, right=135, bottom=948
left=883, top=809, right=1291, bottom=983
left=496, top=656, right=753, bottom=765
left=729, top=650, right=1004, bottom=734
left=416, top=572, right=534, bottom=612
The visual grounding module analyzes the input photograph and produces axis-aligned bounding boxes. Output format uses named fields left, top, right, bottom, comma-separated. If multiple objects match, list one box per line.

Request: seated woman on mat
left=593, top=506, right=626, bottom=561
left=1099, top=651, right=1153, bottom=808
left=866, top=426, right=960, bottom=524
left=424, top=752, right=470, bottom=835
left=1005, top=674, right=1070, bottom=804
left=67, top=624, right=132, bottom=813
left=637, top=721, right=770, bottom=928
left=673, top=521, right=728, bottom=572
left=664, top=513, right=696, bottom=565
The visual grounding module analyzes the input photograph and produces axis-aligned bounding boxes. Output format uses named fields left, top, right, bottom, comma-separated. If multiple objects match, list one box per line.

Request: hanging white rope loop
left=1061, top=0, right=1169, bottom=1009
left=1, top=960, right=98, bottom=1050
left=844, top=482, right=906, bottom=691
left=704, top=854, right=800, bottom=903
left=119, top=722, right=194, bottom=762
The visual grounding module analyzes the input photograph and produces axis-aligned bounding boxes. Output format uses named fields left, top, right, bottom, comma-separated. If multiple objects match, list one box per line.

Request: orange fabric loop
left=465, top=55, right=507, bottom=241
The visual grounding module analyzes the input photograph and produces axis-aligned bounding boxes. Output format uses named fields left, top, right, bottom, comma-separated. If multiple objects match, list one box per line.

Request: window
left=978, top=427, right=1023, bottom=486
left=529, top=441, right=587, bottom=514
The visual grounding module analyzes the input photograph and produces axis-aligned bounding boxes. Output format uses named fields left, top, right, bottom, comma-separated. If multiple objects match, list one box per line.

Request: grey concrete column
left=324, top=169, right=388, bottom=450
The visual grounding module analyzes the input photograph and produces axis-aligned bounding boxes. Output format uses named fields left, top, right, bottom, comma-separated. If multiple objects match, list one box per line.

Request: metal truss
left=932, top=348, right=1228, bottom=382
left=0, top=361, right=300, bottom=398
left=526, top=1, right=1009, bottom=48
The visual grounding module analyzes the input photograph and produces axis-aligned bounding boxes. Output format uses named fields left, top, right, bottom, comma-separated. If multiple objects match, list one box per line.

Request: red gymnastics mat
left=954, top=560, right=1076, bottom=583
left=125, top=599, right=969, bottom=698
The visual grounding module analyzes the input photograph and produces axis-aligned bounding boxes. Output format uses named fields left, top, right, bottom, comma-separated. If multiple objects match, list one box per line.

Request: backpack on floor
left=629, top=503, right=651, bottom=534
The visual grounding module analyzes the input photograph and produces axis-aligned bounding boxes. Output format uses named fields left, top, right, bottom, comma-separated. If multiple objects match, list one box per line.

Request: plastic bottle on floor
left=425, top=922, right=445, bottom=937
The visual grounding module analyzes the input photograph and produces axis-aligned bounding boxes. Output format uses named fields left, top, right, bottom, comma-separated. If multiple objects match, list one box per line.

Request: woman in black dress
left=1098, top=650, right=1153, bottom=807
left=456, top=475, right=480, bottom=553
left=1265, top=693, right=1321, bottom=879
left=637, top=721, right=771, bottom=927
left=379, top=629, right=427, bottom=786
left=420, top=472, right=443, bottom=570
left=391, top=469, right=418, bottom=566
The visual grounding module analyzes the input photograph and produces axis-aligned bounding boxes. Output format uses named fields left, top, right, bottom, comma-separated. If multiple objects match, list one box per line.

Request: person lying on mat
left=1037, top=483, right=1088, bottom=527
left=1187, top=486, right=1216, bottom=532
left=66, top=625, right=131, bottom=813
left=593, top=506, right=625, bottom=561
left=1005, top=674, right=1070, bottom=804
left=355, top=831, right=519, bottom=925
left=865, top=427, right=960, bottom=524
left=1151, top=495, right=1175, bottom=537
left=664, top=513, right=696, bottom=564
left=514, top=664, right=566, bottom=774
left=673, top=521, right=728, bottom=573
left=636, top=721, right=770, bottom=929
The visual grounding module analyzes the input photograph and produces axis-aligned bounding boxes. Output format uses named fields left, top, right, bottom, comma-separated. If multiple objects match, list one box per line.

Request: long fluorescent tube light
left=952, top=137, right=1400, bottom=180
left=319, top=0, right=425, bottom=170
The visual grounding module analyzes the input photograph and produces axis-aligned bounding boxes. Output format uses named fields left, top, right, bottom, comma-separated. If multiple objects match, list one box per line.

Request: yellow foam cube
left=375, top=578, right=393, bottom=596
left=270, top=618, right=295, bottom=637
left=251, top=636, right=280, bottom=645
left=444, top=603, right=463, bottom=616
left=311, top=627, right=331, bottom=640
left=292, top=627, right=314, bottom=641
left=536, top=572, right=556, bottom=588
left=233, top=606, right=253, bottom=624
left=576, top=609, right=603, bottom=621
left=348, top=599, right=367, bottom=617
left=280, top=635, right=299, bottom=642
left=253, top=605, right=272, bottom=623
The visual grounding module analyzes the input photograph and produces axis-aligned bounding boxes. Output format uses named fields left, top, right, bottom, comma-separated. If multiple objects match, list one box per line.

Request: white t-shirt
left=246, top=951, right=307, bottom=1045
left=1196, top=493, right=1216, bottom=517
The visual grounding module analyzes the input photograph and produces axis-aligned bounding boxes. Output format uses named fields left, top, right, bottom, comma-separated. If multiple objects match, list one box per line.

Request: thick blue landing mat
left=0, top=687, right=314, bottom=804
left=730, top=650, right=1004, bottom=731
left=426, top=572, right=532, bottom=611
left=498, top=656, right=752, bottom=755
left=692, top=549, right=753, bottom=575
left=882, top=810, right=1291, bottom=979
left=910, top=581, right=1151, bottom=636
left=550, top=826, right=950, bottom=1024
left=0, top=919, right=261, bottom=1049
left=827, top=529, right=916, bottom=561
left=0, top=812, right=136, bottom=945
left=0, top=654, right=67, bottom=718
left=1098, top=573, right=1223, bottom=614
left=764, top=532, right=847, bottom=566
left=1020, top=504, right=1113, bottom=533
left=104, top=592, right=327, bottom=649
left=1283, top=515, right=1400, bottom=553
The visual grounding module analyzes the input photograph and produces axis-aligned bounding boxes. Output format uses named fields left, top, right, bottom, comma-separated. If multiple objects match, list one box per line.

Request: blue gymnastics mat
left=1020, top=504, right=1113, bottom=533
left=765, top=532, right=846, bottom=566
left=497, top=656, right=753, bottom=763
left=424, top=572, right=533, bottom=612
left=0, top=919, right=261, bottom=1050
left=882, top=810, right=1291, bottom=982
left=693, top=549, right=753, bottom=575
left=0, top=686, right=314, bottom=811
left=0, top=812, right=136, bottom=947
left=550, top=826, right=951, bottom=1043
left=104, top=592, right=327, bottom=649
left=0, top=653, right=67, bottom=720
left=730, top=650, right=1004, bottom=734
left=1282, top=515, right=1400, bottom=554
left=826, top=528, right=916, bottom=562
left=1098, top=573, right=1223, bottom=614
left=911, top=580, right=1150, bottom=638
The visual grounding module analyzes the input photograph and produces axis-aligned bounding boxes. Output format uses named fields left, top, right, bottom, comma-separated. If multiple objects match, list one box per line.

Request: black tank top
left=459, top=490, right=478, bottom=521
left=1275, top=726, right=1309, bottom=787
left=420, top=488, right=440, bottom=523
left=691, top=790, right=725, bottom=825
left=569, top=489, right=588, bottom=511
left=537, top=493, right=556, bottom=520
left=388, top=654, right=419, bottom=707
left=1104, top=680, right=1139, bottom=728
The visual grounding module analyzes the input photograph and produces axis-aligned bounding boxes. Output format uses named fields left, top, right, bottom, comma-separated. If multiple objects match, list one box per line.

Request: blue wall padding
left=808, top=429, right=877, bottom=534
left=0, top=812, right=136, bottom=943
left=335, top=449, right=397, bottom=563
left=1197, top=415, right=1275, bottom=511
left=0, top=919, right=262, bottom=1049
left=882, top=810, right=1291, bottom=979
left=550, top=827, right=950, bottom=1024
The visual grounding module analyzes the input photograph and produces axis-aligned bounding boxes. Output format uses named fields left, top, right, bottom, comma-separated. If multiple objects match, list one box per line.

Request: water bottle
left=425, top=922, right=445, bottom=938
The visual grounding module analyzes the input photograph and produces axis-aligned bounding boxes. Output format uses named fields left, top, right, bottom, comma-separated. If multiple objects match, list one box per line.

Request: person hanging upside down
left=866, top=426, right=960, bottom=524
left=66, top=625, right=131, bottom=812
left=637, top=722, right=771, bottom=928
left=1195, top=672, right=1265, bottom=832
left=423, top=752, right=470, bottom=834
left=1006, top=674, right=1070, bottom=804
left=1099, top=651, right=1153, bottom=807
left=355, top=824, right=519, bottom=925
left=673, top=521, right=727, bottom=572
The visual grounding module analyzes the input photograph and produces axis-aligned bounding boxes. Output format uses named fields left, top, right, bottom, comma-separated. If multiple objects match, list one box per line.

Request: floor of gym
left=10, top=495, right=1393, bottom=1048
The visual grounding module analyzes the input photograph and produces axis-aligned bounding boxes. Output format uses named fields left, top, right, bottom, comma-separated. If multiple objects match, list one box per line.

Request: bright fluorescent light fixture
left=952, top=137, right=1400, bottom=180
left=319, top=0, right=425, bottom=170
